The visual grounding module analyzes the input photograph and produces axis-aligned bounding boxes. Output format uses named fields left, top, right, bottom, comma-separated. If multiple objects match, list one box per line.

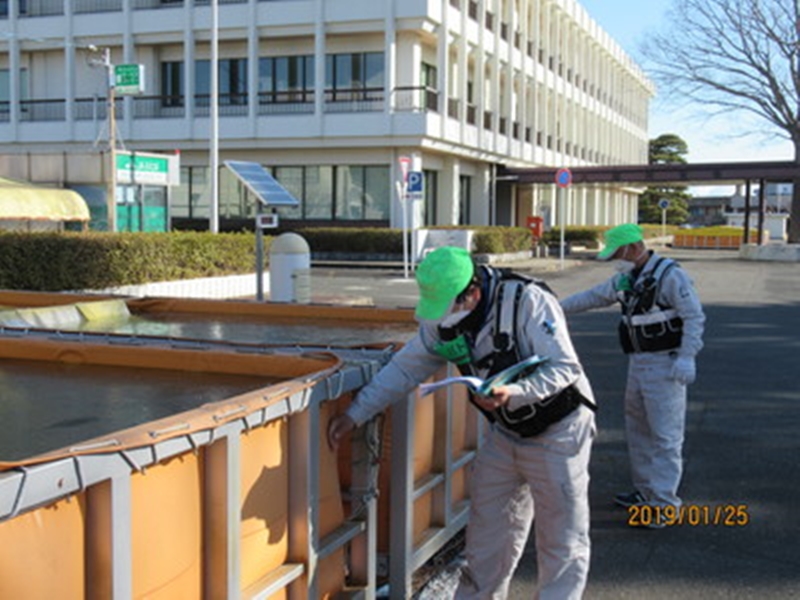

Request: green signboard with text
left=116, top=151, right=178, bottom=186
left=114, top=64, right=145, bottom=95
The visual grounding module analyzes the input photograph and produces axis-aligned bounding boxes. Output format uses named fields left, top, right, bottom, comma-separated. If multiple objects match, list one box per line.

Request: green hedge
left=0, top=226, right=532, bottom=292
left=295, top=227, right=406, bottom=254
left=541, top=226, right=602, bottom=245
left=540, top=224, right=679, bottom=246
left=0, top=231, right=257, bottom=291
left=295, top=226, right=532, bottom=255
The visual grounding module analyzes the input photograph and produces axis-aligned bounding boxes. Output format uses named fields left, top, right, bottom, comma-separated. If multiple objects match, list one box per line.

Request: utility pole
left=105, top=47, right=117, bottom=233
left=89, top=45, right=117, bottom=232
left=210, top=0, right=219, bottom=233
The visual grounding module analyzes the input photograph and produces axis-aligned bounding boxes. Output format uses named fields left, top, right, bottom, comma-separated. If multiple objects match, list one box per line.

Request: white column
left=441, top=157, right=459, bottom=224
left=315, top=0, right=326, bottom=120
left=247, top=0, right=258, bottom=130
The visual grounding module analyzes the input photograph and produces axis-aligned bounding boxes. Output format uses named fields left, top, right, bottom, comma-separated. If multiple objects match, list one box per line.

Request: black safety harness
left=438, top=268, right=595, bottom=438
left=617, top=256, right=684, bottom=354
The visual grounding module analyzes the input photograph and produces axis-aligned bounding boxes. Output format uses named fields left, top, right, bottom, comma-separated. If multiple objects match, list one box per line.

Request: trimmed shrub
left=0, top=231, right=256, bottom=291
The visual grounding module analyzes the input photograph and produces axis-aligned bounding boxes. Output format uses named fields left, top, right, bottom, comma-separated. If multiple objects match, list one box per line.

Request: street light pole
left=94, top=47, right=118, bottom=233
left=209, top=0, right=219, bottom=233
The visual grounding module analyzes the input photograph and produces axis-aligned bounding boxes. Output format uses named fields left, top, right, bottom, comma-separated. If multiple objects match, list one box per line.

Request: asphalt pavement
left=309, top=247, right=800, bottom=599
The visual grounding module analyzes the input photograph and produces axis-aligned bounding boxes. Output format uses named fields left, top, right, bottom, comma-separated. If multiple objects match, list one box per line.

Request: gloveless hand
left=472, top=385, right=512, bottom=411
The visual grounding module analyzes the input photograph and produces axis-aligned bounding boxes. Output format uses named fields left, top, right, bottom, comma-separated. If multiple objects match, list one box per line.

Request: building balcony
left=2, top=85, right=543, bottom=163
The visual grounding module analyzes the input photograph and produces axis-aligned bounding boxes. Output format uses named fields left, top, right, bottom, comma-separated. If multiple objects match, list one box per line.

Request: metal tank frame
left=0, top=293, right=487, bottom=599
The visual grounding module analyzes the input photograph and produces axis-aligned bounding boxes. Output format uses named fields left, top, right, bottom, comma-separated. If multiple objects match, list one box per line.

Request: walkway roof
left=499, top=160, right=798, bottom=187
left=0, top=178, right=90, bottom=221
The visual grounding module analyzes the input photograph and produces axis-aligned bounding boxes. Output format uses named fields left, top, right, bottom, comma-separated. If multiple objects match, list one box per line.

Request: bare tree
left=641, top=0, right=800, bottom=242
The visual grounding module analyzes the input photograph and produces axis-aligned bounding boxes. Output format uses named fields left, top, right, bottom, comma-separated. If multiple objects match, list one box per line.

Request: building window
left=325, top=52, right=384, bottom=101
left=272, top=164, right=390, bottom=222
left=335, top=166, right=391, bottom=221
left=219, top=167, right=255, bottom=219
left=423, top=170, right=438, bottom=226
left=195, top=58, right=248, bottom=106
left=421, top=62, right=438, bottom=111
left=459, top=175, right=471, bottom=225
left=177, top=164, right=390, bottom=224
left=173, top=166, right=209, bottom=219
left=304, top=166, right=335, bottom=219
left=273, top=166, right=305, bottom=220
left=259, top=55, right=314, bottom=103
left=160, top=62, right=183, bottom=107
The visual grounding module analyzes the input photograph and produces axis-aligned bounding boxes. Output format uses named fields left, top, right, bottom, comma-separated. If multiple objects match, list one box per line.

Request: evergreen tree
left=639, top=134, right=692, bottom=225
left=642, top=0, right=800, bottom=242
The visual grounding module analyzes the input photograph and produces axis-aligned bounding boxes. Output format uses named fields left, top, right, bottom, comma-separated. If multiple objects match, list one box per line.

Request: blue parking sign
left=407, top=171, right=424, bottom=193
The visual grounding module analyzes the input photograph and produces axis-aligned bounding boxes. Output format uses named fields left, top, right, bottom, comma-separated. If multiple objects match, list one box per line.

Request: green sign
left=116, top=152, right=170, bottom=185
left=114, top=64, right=145, bottom=95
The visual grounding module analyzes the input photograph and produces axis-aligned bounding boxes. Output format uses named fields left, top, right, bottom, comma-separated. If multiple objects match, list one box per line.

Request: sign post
left=658, top=198, right=670, bottom=239
left=555, top=168, right=572, bottom=270
left=398, top=156, right=412, bottom=278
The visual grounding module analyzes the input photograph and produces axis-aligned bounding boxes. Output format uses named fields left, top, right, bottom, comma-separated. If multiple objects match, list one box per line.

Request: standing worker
left=328, top=246, right=597, bottom=599
left=560, top=224, right=705, bottom=522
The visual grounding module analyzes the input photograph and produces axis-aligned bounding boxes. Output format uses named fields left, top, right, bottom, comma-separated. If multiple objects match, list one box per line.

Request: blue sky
left=580, top=0, right=794, bottom=168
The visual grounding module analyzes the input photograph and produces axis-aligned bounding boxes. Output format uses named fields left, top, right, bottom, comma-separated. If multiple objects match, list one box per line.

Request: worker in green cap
left=560, top=223, right=705, bottom=527
left=328, top=245, right=597, bottom=599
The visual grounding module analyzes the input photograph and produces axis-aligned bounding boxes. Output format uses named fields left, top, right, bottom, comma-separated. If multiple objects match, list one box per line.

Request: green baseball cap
left=597, top=223, right=644, bottom=260
left=415, top=246, right=475, bottom=320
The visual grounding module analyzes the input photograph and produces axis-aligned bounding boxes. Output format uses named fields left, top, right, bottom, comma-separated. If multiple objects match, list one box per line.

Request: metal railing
left=132, top=95, right=186, bottom=119
left=394, top=86, right=438, bottom=113
left=16, top=0, right=64, bottom=17
left=3, top=88, right=509, bottom=126
left=18, top=98, right=66, bottom=121
left=258, top=90, right=315, bottom=115
left=73, top=0, right=121, bottom=13
left=194, top=93, right=249, bottom=117
left=324, top=87, right=384, bottom=113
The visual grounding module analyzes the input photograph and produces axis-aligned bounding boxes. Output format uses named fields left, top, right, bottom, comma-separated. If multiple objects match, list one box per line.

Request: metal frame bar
left=0, top=321, right=486, bottom=599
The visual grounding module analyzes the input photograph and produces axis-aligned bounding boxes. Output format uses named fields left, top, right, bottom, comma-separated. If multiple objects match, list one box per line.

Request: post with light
left=87, top=46, right=118, bottom=232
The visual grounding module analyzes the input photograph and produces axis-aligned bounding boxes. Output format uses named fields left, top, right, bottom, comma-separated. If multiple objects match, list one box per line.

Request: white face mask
left=614, top=260, right=636, bottom=274
left=440, top=309, right=471, bottom=328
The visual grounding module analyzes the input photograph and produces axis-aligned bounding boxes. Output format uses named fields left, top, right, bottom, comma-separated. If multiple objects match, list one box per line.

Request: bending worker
left=328, top=246, right=596, bottom=599
left=560, top=223, right=705, bottom=517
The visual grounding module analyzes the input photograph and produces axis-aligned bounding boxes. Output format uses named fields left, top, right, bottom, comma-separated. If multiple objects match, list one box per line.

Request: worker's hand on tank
left=327, top=414, right=355, bottom=451
left=473, top=386, right=512, bottom=411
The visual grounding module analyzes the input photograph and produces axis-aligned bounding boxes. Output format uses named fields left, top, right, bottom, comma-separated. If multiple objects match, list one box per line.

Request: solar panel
left=224, top=160, right=300, bottom=207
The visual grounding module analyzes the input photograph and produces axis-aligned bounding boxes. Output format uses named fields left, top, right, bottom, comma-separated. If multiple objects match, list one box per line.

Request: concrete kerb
left=739, top=242, right=800, bottom=262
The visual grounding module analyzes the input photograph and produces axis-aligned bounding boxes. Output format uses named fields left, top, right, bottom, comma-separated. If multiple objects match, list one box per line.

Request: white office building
left=0, top=0, right=653, bottom=232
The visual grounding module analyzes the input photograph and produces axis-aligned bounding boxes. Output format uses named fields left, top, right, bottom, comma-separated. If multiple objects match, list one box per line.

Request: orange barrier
left=672, top=232, right=765, bottom=249
left=0, top=496, right=86, bottom=599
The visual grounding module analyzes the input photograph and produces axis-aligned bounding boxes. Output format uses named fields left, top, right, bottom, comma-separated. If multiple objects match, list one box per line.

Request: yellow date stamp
left=627, top=503, right=750, bottom=527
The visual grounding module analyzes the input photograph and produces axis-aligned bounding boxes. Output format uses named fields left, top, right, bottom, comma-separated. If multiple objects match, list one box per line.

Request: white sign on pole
left=398, top=155, right=412, bottom=182
left=397, top=181, right=410, bottom=278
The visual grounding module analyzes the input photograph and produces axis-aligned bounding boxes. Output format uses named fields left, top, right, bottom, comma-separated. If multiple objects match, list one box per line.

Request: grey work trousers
left=455, top=405, right=595, bottom=600
left=625, top=352, right=687, bottom=507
